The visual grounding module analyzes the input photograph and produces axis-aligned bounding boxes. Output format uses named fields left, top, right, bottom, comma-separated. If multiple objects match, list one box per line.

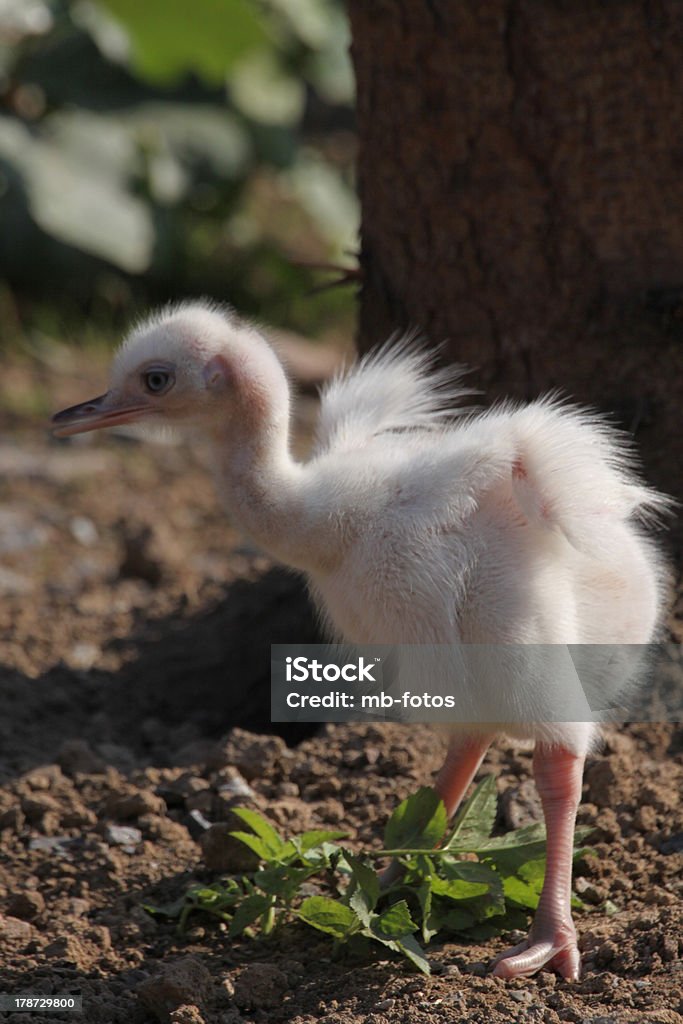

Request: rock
left=501, top=778, right=543, bottom=829
left=20, top=765, right=64, bottom=791
left=44, top=935, right=86, bottom=963
left=584, top=758, right=632, bottom=808
left=103, top=824, right=143, bottom=849
left=170, top=1007, right=205, bottom=1024
left=158, top=773, right=210, bottom=807
left=28, top=835, right=74, bottom=855
left=137, top=957, right=212, bottom=1020
left=117, top=519, right=185, bottom=585
left=106, top=788, right=166, bottom=820
left=7, top=890, right=45, bottom=921
left=0, top=508, right=49, bottom=554
left=0, top=915, right=33, bottom=944
left=198, top=821, right=260, bottom=873
left=185, top=810, right=213, bottom=839
left=57, top=738, right=106, bottom=775
left=232, top=964, right=289, bottom=1010
left=138, top=814, right=191, bottom=844
left=0, top=567, right=32, bottom=594
left=208, top=729, right=287, bottom=781
left=70, top=516, right=98, bottom=546
left=85, top=925, right=112, bottom=950
left=67, top=642, right=101, bottom=670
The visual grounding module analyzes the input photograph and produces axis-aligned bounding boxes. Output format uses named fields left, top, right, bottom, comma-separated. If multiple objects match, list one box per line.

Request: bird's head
left=52, top=301, right=288, bottom=440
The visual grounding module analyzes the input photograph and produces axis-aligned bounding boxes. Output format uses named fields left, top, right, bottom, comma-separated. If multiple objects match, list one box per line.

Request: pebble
left=106, top=788, right=166, bottom=820
left=28, top=835, right=74, bottom=855
left=198, top=821, right=260, bottom=873
left=70, top=516, right=99, bottom=546
left=7, top=890, right=45, bottom=921
left=137, top=957, right=212, bottom=1019
left=501, top=778, right=543, bottom=828
left=0, top=915, right=33, bottom=943
left=103, top=824, right=142, bottom=849
left=57, top=738, right=106, bottom=775
left=67, top=643, right=100, bottom=670
left=232, top=963, right=289, bottom=1010
left=185, top=809, right=212, bottom=838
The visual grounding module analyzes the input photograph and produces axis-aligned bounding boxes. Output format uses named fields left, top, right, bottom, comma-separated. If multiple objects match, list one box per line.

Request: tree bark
left=347, top=0, right=683, bottom=511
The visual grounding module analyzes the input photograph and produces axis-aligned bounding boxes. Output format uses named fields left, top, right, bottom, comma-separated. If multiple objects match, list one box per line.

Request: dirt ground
left=0, top=352, right=681, bottom=1024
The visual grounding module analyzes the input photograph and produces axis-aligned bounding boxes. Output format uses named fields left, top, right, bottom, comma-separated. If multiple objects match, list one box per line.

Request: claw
left=491, top=930, right=581, bottom=981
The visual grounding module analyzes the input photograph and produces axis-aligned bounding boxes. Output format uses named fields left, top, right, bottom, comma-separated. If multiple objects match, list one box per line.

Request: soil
left=0, top=354, right=681, bottom=1024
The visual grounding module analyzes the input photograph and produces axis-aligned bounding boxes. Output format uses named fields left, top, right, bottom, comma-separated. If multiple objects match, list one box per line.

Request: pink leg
left=434, top=733, right=494, bottom=816
left=492, top=744, right=584, bottom=981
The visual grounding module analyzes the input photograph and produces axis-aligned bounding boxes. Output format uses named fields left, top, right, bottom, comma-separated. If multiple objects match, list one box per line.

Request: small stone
left=509, top=990, right=533, bottom=1004
left=185, top=809, right=212, bottom=838
left=85, top=925, right=112, bottom=950
left=28, top=835, right=74, bottom=855
left=7, top=891, right=45, bottom=921
left=106, top=789, right=166, bottom=820
left=501, top=778, right=543, bottom=828
left=199, top=821, right=260, bottom=873
left=0, top=805, right=25, bottom=831
left=67, top=643, right=100, bottom=670
left=69, top=897, right=91, bottom=917
left=137, top=957, right=212, bottom=1019
left=170, top=1007, right=205, bottom=1024
left=70, top=516, right=98, bottom=546
left=233, top=964, right=289, bottom=1010
left=138, top=814, right=191, bottom=844
left=21, top=793, right=61, bottom=824
left=44, top=936, right=85, bottom=962
left=57, top=739, right=105, bottom=775
left=209, top=729, right=287, bottom=781
left=0, top=915, right=32, bottom=943
left=103, top=824, right=142, bottom=848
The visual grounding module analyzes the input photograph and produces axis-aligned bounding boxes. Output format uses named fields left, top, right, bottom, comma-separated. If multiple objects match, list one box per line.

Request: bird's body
left=52, top=301, right=670, bottom=981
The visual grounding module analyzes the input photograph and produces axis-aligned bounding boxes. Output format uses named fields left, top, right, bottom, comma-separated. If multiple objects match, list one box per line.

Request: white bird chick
left=53, top=301, right=670, bottom=980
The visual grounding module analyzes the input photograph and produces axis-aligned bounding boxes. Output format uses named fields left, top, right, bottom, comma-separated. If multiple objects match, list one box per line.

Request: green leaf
left=344, top=852, right=380, bottom=912
left=228, top=894, right=272, bottom=938
left=93, top=0, right=269, bottom=84
left=373, top=900, right=416, bottom=939
left=298, top=896, right=358, bottom=939
left=230, top=831, right=282, bottom=862
left=393, top=933, right=431, bottom=975
left=416, top=880, right=439, bottom=943
left=502, top=876, right=540, bottom=910
left=383, top=787, right=447, bottom=852
left=293, top=830, right=348, bottom=855
left=444, top=775, right=498, bottom=850
left=431, top=904, right=476, bottom=933
left=141, top=896, right=187, bottom=919
left=230, top=808, right=285, bottom=859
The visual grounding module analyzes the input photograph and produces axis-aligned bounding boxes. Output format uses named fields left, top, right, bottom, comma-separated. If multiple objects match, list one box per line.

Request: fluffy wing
left=373, top=396, right=672, bottom=552
left=503, top=397, right=672, bottom=544
left=313, top=333, right=475, bottom=455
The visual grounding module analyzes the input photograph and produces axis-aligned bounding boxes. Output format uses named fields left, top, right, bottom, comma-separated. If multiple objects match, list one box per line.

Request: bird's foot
left=490, top=921, right=580, bottom=981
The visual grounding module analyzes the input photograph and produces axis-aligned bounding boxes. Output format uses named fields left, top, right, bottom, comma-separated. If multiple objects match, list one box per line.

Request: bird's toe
left=490, top=932, right=580, bottom=981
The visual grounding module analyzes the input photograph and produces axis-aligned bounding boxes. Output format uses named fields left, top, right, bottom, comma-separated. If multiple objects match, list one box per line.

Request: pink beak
left=51, top=392, right=151, bottom=438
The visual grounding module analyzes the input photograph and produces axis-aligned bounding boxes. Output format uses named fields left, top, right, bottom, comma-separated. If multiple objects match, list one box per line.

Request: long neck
left=208, top=357, right=323, bottom=572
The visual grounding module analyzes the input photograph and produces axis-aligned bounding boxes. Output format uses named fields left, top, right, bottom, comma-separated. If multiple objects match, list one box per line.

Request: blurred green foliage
left=0, top=0, right=357, bottom=339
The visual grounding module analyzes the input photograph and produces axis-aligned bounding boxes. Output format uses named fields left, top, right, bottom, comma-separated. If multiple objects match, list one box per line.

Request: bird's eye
left=143, top=369, right=174, bottom=394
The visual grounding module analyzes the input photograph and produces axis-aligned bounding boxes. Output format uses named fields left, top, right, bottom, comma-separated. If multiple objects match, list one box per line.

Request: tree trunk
left=347, top=0, right=683, bottom=515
